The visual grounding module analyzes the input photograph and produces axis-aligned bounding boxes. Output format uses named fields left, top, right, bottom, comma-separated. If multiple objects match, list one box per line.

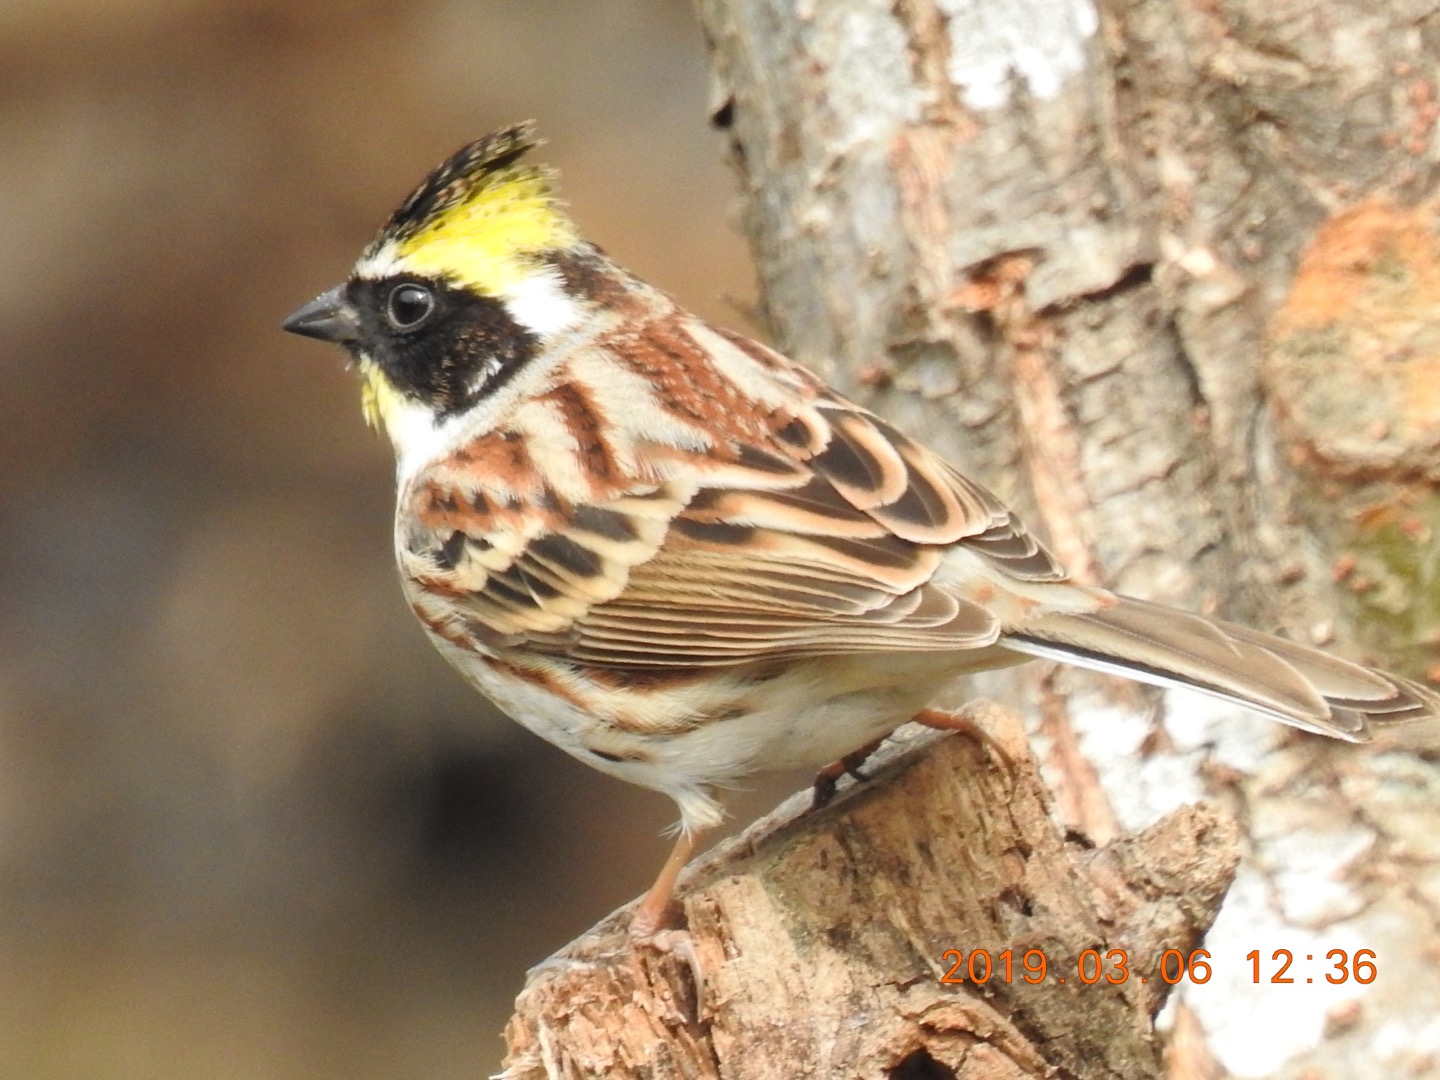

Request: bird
left=283, top=122, right=1439, bottom=941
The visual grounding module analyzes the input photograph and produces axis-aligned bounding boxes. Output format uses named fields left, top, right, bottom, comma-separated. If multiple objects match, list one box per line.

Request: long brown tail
left=1005, top=595, right=1440, bottom=741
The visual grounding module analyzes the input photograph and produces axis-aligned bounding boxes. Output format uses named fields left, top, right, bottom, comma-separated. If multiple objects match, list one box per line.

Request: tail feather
left=1006, top=595, right=1440, bottom=742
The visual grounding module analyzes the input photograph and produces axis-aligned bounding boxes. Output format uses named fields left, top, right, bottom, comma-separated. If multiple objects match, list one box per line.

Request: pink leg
left=913, top=707, right=1015, bottom=779
left=630, top=830, right=697, bottom=941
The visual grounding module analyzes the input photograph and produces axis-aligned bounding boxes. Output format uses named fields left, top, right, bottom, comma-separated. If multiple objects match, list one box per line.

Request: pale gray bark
left=504, top=1, right=1440, bottom=1075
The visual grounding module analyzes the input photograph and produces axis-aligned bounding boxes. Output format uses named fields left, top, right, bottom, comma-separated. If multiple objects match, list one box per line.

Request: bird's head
left=283, top=123, right=585, bottom=445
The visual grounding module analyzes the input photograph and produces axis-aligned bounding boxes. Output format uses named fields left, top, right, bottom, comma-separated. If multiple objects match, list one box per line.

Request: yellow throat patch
left=359, top=359, right=403, bottom=432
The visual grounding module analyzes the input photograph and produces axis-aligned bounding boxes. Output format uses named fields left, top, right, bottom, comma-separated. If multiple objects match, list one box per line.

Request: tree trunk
left=504, top=0, right=1440, bottom=1075
left=504, top=706, right=1238, bottom=1078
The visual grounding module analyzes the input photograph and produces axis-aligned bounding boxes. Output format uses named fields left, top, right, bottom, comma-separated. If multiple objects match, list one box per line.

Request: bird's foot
left=811, top=737, right=886, bottom=807
left=913, top=706, right=1016, bottom=781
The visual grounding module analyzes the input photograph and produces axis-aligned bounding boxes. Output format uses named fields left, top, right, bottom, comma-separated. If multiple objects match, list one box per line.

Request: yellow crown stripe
left=394, top=171, right=578, bottom=294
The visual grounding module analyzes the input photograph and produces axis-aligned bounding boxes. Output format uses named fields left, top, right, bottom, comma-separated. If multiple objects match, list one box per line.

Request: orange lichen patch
left=1272, top=199, right=1440, bottom=335
left=1265, top=196, right=1440, bottom=475
left=1351, top=500, right=1402, bottom=531
left=953, top=253, right=1036, bottom=313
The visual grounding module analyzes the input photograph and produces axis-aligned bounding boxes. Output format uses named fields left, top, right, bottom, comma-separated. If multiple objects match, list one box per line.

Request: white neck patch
left=498, top=267, right=583, bottom=338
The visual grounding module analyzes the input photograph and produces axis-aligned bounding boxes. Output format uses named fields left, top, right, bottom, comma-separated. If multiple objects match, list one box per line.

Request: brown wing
left=400, top=385, right=1064, bottom=668
left=773, top=395, right=1065, bottom=582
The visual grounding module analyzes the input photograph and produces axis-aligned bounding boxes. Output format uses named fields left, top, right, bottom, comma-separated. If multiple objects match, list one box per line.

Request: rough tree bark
left=504, top=1, right=1440, bottom=1076
left=504, top=706, right=1238, bottom=1078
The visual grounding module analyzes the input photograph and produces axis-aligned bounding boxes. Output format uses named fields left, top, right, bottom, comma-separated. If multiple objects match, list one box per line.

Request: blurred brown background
left=0, top=3, right=777, bottom=1076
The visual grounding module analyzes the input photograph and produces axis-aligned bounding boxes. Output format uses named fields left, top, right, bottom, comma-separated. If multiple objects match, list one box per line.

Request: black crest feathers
left=366, top=122, right=547, bottom=251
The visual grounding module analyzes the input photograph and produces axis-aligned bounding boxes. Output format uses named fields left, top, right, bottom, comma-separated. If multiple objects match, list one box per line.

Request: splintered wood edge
left=502, top=700, right=1241, bottom=1080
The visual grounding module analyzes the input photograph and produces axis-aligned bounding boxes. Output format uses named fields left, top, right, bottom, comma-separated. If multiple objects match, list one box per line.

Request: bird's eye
left=386, top=283, right=435, bottom=330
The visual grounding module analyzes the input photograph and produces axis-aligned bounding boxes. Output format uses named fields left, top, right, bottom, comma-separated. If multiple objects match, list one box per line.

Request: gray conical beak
left=283, top=285, right=361, bottom=345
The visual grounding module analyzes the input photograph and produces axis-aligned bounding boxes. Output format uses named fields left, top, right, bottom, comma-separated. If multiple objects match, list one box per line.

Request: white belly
left=433, top=637, right=1020, bottom=834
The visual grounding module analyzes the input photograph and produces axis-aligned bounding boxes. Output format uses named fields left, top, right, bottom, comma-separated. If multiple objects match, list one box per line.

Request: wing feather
left=400, top=364, right=1065, bottom=664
